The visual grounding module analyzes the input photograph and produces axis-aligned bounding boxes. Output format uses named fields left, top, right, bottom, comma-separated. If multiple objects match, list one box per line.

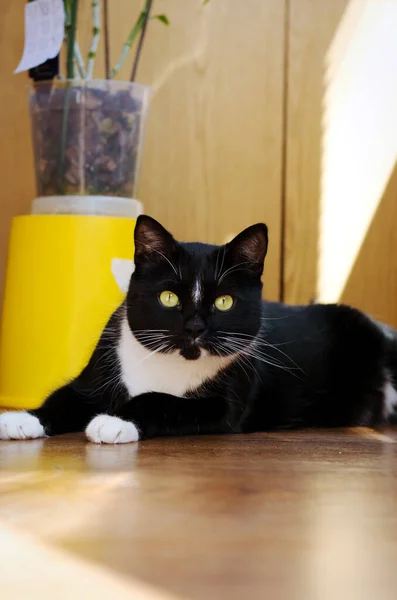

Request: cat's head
left=126, top=215, right=268, bottom=360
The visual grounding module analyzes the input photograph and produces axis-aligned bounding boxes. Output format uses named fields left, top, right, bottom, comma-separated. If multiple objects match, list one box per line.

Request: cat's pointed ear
left=134, top=215, right=177, bottom=263
left=226, top=223, right=268, bottom=275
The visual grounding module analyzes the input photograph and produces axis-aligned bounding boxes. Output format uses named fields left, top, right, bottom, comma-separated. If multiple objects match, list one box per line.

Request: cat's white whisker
left=214, top=341, right=251, bottom=383
left=255, top=340, right=304, bottom=374
left=219, top=331, right=295, bottom=347
left=217, top=336, right=301, bottom=377
left=216, top=247, right=226, bottom=281
left=178, top=256, right=183, bottom=280
left=91, top=371, right=122, bottom=396
left=217, top=260, right=252, bottom=284
left=129, top=344, right=169, bottom=369
left=217, top=333, right=304, bottom=372
left=152, top=249, right=180, bottom=279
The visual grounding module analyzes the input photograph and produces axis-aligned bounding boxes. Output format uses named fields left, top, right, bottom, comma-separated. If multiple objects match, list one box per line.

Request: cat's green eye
left=159, top=290, right=179, bottom=308
left=214, top=295, right=234, bottom=312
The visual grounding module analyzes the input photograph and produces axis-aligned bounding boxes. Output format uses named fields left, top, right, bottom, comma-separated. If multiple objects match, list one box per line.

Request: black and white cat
left=1, top=215, right=397, bottom=444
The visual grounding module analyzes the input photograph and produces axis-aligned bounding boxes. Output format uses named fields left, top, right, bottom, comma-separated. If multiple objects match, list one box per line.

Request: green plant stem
left=86, top=0, right=101, bottom=78
left=74, top=41, right=86, bottom=78
left=61, top=0, right=79, bottom=193
left=109, top=11, right=145, bottom=79
left=103, top=0, right=110, bottom=78
left=66, top=0, right=79, bottom=78
left=130, top=0, right=153, bottom=82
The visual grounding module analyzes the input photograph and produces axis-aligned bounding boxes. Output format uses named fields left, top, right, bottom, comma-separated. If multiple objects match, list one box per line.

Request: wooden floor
left=2, top=429, right=397, bottom=599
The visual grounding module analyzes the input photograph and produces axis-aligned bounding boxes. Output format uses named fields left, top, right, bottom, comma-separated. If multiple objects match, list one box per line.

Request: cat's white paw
left=85, top=415, right=139, bottom=444
left=0, top=412, right=45, bottom=440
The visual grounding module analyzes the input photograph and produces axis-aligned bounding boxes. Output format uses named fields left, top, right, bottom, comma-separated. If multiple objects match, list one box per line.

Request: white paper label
left=111, top=259, right=135, bottom=294
left=14, top=0, right=65, bottom=74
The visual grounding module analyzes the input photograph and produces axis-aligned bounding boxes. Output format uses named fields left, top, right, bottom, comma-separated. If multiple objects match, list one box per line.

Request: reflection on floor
left=1, top=429, right=397, bottom=600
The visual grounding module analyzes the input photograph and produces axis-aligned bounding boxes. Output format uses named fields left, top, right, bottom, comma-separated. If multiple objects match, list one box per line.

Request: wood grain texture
left=2, top=430, right=397, bottom=599
left=0, top=2, right=36, bottom=309
left=77, top=0, right=286, bottom=300
left=283, top=0, right=348, bottom=304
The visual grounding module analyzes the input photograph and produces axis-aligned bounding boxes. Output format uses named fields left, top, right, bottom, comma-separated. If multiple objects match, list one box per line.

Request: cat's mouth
left=178, top=334, right=205, bottom=360
left=179, top=337, right=231, bottom=361
left=180, top=344, right=202, bottom=360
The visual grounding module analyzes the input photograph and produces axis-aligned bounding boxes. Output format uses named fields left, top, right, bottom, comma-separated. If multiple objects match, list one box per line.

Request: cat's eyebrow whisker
left=152, top=249, right=180, bottom=279
left=178, top=256, right=183, bottom=280
left=214, top=249, right=220, bottom=281
left=214, top=247, right=225, bottom=281
left=217, top=260, right=252, bottom=284
left=217, top=247, right=227, bottom=281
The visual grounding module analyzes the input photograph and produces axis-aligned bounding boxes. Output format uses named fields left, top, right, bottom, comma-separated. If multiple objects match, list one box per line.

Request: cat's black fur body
left=31, top=300, right=396, bottom=439
left=2, top=215, right=396, bottom=443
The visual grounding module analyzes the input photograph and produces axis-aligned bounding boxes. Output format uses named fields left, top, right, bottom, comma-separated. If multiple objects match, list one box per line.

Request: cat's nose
left=185, top=316, right=206, bottom=339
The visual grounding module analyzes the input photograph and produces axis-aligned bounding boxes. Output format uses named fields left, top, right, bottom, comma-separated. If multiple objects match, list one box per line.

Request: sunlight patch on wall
left=318, top=0, right=397, bottom=303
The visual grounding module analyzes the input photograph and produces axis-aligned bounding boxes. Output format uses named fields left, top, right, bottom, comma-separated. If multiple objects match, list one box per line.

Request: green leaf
left=203, top=0, right=210, bottom=4
left=152, top=14, right=170, bottom=25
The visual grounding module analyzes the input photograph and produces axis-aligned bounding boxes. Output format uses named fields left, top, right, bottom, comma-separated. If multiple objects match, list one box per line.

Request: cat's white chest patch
left=117, top=318, right=234, bottom=398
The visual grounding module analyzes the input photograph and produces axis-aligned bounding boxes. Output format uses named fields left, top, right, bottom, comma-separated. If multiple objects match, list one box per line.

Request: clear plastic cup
left=28, top=79, right=152, bottom=216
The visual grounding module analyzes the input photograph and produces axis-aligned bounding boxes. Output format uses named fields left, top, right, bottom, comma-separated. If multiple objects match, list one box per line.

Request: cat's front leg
left=0, top=383, right=101, bottom=440
left=85, top=391, right=235, bottom=444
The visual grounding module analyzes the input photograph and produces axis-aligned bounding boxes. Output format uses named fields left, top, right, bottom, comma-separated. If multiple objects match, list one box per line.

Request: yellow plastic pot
left=0, top=215, right=135, bottom=410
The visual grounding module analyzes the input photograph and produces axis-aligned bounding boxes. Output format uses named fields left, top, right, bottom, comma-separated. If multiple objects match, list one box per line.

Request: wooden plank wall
left=282, top=0, right=348, bottom=305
